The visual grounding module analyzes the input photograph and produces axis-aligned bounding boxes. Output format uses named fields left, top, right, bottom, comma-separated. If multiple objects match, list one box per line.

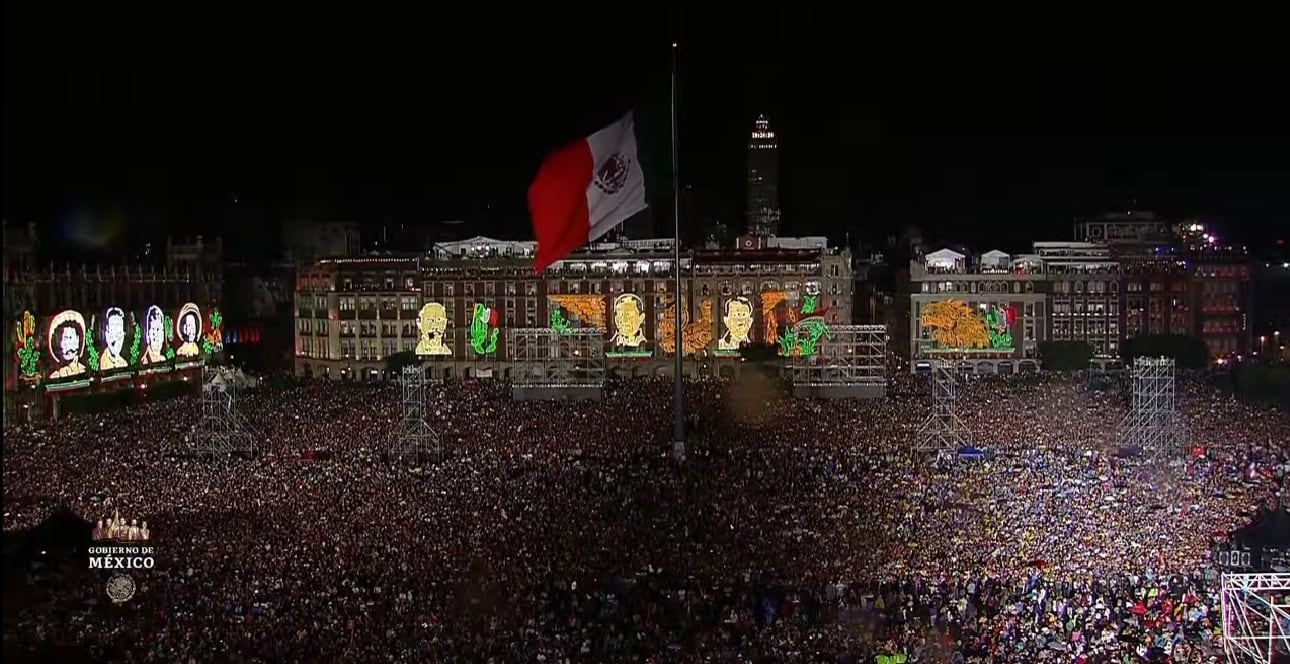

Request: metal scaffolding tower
left=917, top=361, right=969, bottom=452
left=1220, top=573, right=1290, bottom=664
left=389, top=365, right=440, bottom=462
left=507, top=327, right=605, bottom=401
left=184, top=366, right=255, bottom=456
left=785, top=324, right=888, bottom=399
left=1119, top=357, right=1186, bottom=459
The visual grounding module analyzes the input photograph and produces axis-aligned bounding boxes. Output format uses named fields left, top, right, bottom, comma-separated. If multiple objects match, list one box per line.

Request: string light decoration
left=86, top=314, right=101, bottom=372
left=920, top=299, right=1016, bottom=350
left=658, top=297, right=713, bottom=355
left=469, top=303, right=500, bottom=355
left=129, top=322, right=142, bottom=366
left=163, top=315, right=176, bottom=360
left=547, top=295, right=607, bottom=330
left=549, top=309, right=571, bottom=333
left=760, top=291, right=789, bottom=344
left=12, top=311, right=39, bottom=379
left=203, top=308, right=223, bottom=356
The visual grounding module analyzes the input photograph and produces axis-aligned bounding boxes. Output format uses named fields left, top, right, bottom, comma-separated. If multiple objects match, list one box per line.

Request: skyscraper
left=746, top=115, right=780, bottom=236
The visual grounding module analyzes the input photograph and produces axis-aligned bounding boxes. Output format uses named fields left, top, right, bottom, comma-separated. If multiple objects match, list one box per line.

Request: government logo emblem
left=593, top=153, right=631, bottom=195
left=106, top=573, right=136, bottom=604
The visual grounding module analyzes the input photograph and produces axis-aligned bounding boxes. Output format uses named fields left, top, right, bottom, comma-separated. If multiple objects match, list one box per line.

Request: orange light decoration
left=920, top=299, right=991, bottom=349
left=547, top=295, right=608, bottom=330
left=760, top=291, right=788, bottom=343
left=658, top=297, right=713, bottom=355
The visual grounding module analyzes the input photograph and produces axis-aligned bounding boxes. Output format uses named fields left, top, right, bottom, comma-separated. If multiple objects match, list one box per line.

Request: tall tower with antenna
left=746, top=115, right=780, bottom=236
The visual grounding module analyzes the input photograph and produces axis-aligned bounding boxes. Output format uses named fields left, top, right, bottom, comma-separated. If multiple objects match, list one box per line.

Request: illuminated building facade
left=292, top=236, right=852, bottom=381
left=293, top=256, right=423, bottom=381
left=3, top=228, right=224, bottom=421
left=1033, top=242, right=1122, bottom=357
left=909, top=248, right=1048, bottom=374
left=905, top=214, right=1256, bottom=371
left=746, top=115, right=780, bottom=237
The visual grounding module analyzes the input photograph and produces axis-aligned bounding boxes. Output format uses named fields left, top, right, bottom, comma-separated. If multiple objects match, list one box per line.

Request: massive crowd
left=3, top=370, right=1287, bottom=662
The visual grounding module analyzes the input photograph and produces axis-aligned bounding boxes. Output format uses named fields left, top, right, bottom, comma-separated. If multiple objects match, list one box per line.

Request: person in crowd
left=3, top=371, right=1284, bottom=662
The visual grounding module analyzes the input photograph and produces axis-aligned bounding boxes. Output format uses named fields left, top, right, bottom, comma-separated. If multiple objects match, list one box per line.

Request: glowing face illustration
left=611, top=294, right=647, bottom=348
left=99, top=308, right=130, bottom=370
left=46, top=310, right=87, bottom=379
left=140, top=306, right=166, bottom=365
left=105, top=309, right=125, bottom=357
left=60, top=326, right=81, bottom=361
left=416, top=302, right=450, bottom=356
left=718, top=297, right=754, bottom=351
left=175, top=303, right=202, bottom=358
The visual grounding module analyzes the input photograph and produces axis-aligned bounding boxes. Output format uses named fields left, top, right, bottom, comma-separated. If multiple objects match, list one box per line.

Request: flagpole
left=671, top=42, right=685, bottom=463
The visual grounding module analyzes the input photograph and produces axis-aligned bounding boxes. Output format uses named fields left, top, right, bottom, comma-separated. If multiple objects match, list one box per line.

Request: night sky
left=4, top=17, right=1288, bottom=262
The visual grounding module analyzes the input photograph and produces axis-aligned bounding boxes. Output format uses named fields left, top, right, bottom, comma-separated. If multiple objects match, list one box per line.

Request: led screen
left=415, top=302, right=451, bottom=356
left=175, top=303, right=202, bottom=358
left=46, top=310, right=88, bottom=380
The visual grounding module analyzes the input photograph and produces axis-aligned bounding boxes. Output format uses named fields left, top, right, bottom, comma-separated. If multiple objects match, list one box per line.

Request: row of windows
left=333, top=296, right=421, bottom=312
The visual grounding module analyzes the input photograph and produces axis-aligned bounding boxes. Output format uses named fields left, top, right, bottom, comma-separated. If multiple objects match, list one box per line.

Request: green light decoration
left=780, top=319, right=832, bottom=356
left=86, top=314, right=101, bottom=372
left=469, top=303, right=500, bottom=355
left=801, top=295, right=819, bottom=315
left=129, top=322, right=142, bottom=366
left=163, top=315, right=175, bottom=360
left=550, top=309, right=571, bottom=334
left=13, top=311, right=40, bottom=378
left=203, top=308, right=224, bottom=356
left=984, top=306, right=1013, bottom=350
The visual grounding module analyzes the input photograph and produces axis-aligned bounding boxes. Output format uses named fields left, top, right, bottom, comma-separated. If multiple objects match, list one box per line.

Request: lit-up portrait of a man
left=47, top=310, right=88, bottom=379
left=415, top=302, right=450, bottom=356
left=175, top=303, right=201, bottom=358
left=611, top=294, right=647, bottom=348
left=140, top=305, right=166, bottom=365
left=100, top=307, right=129, bottom=370
left=718, top=297, right=754, bottom=351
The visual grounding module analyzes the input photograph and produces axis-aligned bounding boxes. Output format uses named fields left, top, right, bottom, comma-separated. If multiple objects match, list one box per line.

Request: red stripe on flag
left=528, top=139, right=594, bottom=274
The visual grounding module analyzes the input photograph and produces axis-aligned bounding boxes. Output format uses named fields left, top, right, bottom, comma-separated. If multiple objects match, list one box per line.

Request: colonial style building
left=904, top=214, right=1254, bottom=372
left=293, top=236, right=852, bottom=380
left=3, top=225, right=224, bottom=421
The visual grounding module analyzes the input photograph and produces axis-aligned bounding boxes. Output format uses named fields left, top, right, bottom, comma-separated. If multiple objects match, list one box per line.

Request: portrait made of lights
left=46, top=310, right=89, bottom=380
left=919, top=299, right=1016, bottom=351
left=715, top=296, right=755, bottom=355
left=415, top=302, right=451, bottom=357
left=608, top=293, right=650, bottom=357
left=21, top=304, right=217, bottom=382
left=138, top=305, right=173, bottom=366
left=174, top=303, right=202, bottom=359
